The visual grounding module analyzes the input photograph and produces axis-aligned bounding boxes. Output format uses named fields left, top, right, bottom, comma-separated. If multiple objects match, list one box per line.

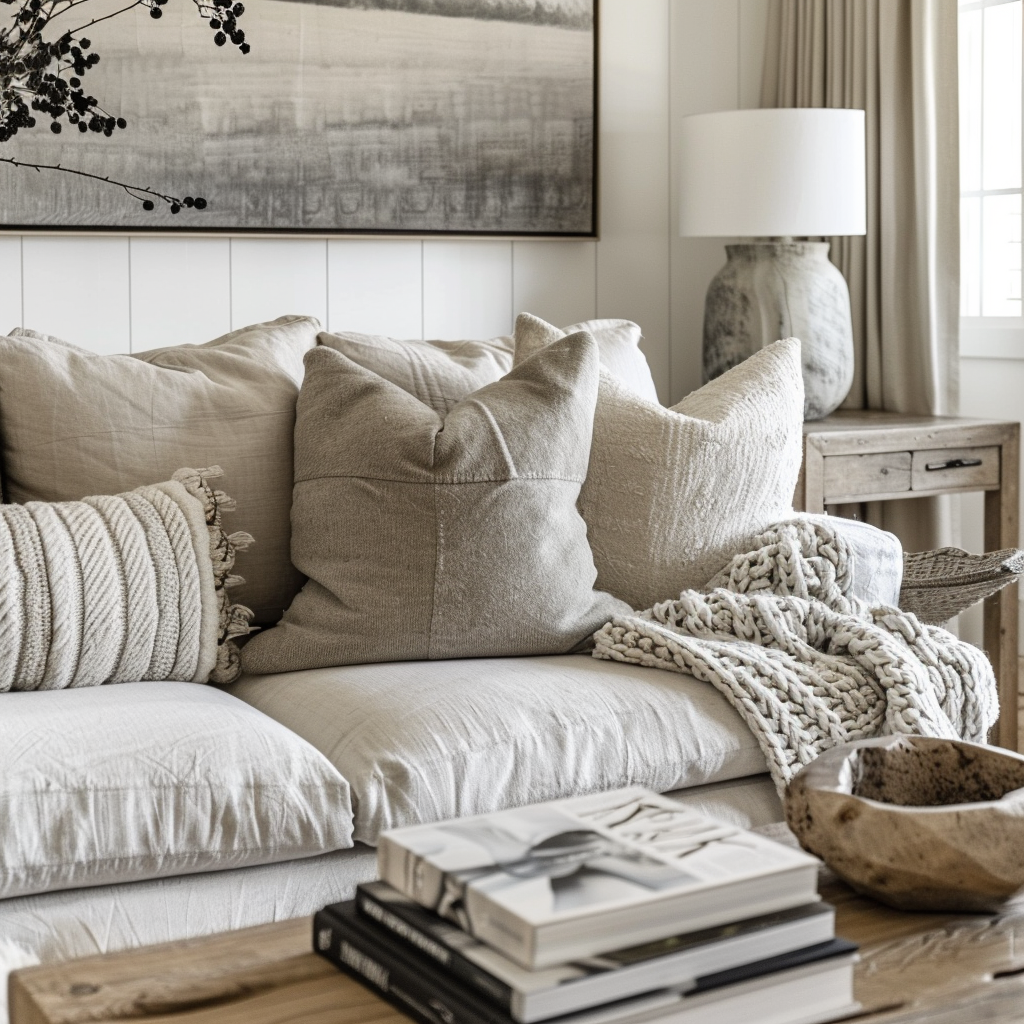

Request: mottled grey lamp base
left=702, top=241, right=854, bottom=420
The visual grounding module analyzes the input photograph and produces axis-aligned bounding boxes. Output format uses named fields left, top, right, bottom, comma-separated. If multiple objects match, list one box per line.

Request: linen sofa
left=0, top=315, right=904, bottom=1010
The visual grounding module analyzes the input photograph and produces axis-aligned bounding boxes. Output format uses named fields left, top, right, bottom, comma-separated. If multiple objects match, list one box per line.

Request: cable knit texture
left=0, top=467, right=253, bottom=691
left=593, top=517, right=998, bottom=795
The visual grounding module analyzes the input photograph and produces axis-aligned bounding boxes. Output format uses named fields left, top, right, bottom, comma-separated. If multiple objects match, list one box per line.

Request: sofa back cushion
left=0, top=317, right=318, bottom=627
left=0, top=682, right=353, bottom=900
left=318, top=330, right=514, bottom=414
left=320, top=317, right=660, bottom=415
left=240, top=332, right=628, bottom=674
left=514, top=315, right=660, bottom=404
left=515, top=315, right=805, bottom=609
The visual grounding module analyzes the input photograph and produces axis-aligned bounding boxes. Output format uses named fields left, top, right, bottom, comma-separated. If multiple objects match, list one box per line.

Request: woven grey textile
left=900, top=546, right=1024, bottom=625
left=593, top=518, right=998, bottom=795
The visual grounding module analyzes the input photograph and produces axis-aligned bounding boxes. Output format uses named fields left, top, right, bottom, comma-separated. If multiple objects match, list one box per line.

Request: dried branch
left=0, top=0, right=250, bottom=212
left=0, top=154, right=207, bottom=211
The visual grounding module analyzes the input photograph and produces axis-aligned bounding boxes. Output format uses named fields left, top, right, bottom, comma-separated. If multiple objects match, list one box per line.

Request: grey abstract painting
left=0, top=0, right=596, bottom=234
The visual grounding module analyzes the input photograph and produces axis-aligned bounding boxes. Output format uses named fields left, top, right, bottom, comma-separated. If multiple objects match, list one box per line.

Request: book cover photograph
left=378, top=787, right=819, bottom=950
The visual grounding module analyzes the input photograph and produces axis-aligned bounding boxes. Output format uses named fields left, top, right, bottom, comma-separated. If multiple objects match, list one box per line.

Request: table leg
left=985, top=427, right=1020, bottom=750
left=801, top=442, right=825, bottom=514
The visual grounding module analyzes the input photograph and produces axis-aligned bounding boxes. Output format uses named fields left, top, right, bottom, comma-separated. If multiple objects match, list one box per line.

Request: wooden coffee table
left=11, top=874, right=1024, bottom=1024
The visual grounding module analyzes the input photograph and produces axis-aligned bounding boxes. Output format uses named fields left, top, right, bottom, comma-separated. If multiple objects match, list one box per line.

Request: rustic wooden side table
left=13, top=875, right=1024, bottom=1023
left=794, top=411, right=1021, bottom=751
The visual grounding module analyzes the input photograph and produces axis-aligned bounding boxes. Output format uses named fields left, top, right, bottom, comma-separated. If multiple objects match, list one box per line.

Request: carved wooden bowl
left=785, top=736, right=1024, bottom=912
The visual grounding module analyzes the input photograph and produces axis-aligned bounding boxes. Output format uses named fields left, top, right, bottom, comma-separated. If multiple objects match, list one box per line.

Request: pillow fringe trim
left=173, top=467, right=256, bottom=684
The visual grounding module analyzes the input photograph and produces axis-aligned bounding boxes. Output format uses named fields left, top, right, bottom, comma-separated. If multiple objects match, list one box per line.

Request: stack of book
left=314, top=786, right=860, bottom=1024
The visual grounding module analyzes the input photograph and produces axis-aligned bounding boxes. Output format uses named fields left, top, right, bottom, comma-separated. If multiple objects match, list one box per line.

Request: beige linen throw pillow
left=515, top=314, right=805, bottom=610
left=241, top=332, right=628, bottom=674
left=0, top=316, right=318, bottom=626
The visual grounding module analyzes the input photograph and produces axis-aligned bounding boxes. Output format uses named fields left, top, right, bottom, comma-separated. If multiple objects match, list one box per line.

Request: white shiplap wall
left=0, top=0, right=768, bottom=403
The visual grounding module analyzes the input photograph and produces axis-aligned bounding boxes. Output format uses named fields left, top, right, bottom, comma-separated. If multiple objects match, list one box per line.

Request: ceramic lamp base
left=702, top=241, right=855, bottom=421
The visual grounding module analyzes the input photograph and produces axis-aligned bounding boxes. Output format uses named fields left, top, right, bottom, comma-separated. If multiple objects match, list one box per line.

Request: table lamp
left=678, top=108, right=867, bottom=420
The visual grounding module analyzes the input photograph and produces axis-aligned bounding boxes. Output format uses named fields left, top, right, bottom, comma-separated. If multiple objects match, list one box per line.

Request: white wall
left=670, top=0, right=771, bottom=400
left=0, top=0, right=676, bottom=401
left=958, top=359, right=1024, bottom=650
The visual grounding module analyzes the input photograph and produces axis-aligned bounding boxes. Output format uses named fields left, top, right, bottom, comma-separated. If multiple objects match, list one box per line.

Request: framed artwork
left=0, top=0, right=597, bottom=236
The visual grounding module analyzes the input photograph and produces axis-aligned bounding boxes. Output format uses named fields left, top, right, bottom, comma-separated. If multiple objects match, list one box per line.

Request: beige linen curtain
left=761, top=0, right=960, bottom=551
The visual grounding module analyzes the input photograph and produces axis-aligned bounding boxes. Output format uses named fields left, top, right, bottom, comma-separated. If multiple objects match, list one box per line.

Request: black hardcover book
left=314, top=900, right=514, bottom=1024
left=356, top=880, right=837, bottom=1023
left=315, top=899, right=859, bottom=1024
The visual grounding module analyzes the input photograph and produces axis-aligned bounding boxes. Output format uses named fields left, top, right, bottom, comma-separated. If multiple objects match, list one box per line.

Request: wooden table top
left=11, top=875, right=1024, bottom=1024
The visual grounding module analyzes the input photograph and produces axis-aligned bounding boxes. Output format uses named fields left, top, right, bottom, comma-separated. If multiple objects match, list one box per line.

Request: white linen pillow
left=514, top=315, right=805, bottom=609
left=514, top=314, right=660, bottom=403
left=0, top=683, right=354, bottom=900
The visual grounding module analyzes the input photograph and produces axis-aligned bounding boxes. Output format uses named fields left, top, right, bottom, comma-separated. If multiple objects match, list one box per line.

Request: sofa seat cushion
left=227, top=654, right=768, bottom=845
left=0, top=683, right=354, bottom=900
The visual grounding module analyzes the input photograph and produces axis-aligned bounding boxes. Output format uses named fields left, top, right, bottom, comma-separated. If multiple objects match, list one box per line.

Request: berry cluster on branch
left=0, top=0, right=249, bottom=212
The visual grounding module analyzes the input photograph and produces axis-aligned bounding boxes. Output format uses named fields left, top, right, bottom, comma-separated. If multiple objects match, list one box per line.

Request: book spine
left=313, top=908, right=507, bottom=1024
left=378, top=836, right=534, bottom=967
left=356, top=887, right=515, bottom=1011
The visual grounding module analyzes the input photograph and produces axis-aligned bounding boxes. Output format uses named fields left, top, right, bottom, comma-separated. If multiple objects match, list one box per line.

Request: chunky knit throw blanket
left=593, top=518, right=999, bottom=795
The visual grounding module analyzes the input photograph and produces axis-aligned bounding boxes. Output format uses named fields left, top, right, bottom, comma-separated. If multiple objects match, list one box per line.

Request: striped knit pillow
left=0, top=467, right=253, bottom=691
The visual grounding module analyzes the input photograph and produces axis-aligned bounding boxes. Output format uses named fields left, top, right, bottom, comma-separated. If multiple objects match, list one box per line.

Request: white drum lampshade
left=679, top=108, right=867, bottom=420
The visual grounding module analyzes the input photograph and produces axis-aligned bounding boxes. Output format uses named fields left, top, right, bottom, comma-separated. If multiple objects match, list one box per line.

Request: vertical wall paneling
left=130, top=238, right=231, bottom=352
left=423, top=240, right=513, bottom=339
left=327, top=239, right=423, bottom=338
left=669, top=0, right=741, bottom=405
left=511, top=241, right=597, bottom=329
left=23, top=236, right=130, bottom=353
left=0, top=236, right=22, bottom=333
left=230, top=239, right=328, bottom=329
left=596, top=0, right=672, bottom=403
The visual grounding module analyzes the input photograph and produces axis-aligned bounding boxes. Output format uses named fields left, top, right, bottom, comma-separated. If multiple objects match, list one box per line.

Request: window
left=960, top=0, right=1023, bottom=354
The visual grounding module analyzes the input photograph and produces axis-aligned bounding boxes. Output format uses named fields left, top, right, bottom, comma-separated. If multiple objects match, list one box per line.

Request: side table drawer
left=911, top=446, right=1000, bottom=492
left=822, top=452, right=911, bottom=502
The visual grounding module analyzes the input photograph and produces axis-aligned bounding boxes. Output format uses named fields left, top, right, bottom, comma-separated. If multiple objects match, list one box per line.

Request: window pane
left=982, top=192, right=1022, bottom=315
left=983, top=0, right=1022, bottom=191
left=962, top=196, right=982, bottom=316
left=961, top=8, right=983, bottom=191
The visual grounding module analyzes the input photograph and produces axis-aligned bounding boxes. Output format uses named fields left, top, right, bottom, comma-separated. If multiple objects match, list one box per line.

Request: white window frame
left=960, top=0, right=1024, bottom=359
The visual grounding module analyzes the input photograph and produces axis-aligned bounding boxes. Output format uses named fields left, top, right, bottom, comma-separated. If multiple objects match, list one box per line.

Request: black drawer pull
left=925, top=457, right=983, bottom=472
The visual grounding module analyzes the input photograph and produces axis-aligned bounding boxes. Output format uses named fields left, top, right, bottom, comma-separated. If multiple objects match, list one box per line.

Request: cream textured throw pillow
left=515, top=315, right=805, bottom=610
left=241, top=333, right=628, bottom=674
left=0, top=468, right=253, bottom=690
left=0, top=316, right=318, bottom=627
left=317, top=330, right=514, bottom=414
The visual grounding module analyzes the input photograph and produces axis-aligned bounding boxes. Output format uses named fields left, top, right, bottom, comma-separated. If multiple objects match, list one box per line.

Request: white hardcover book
left=377, top=786, right=821, bottom=969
